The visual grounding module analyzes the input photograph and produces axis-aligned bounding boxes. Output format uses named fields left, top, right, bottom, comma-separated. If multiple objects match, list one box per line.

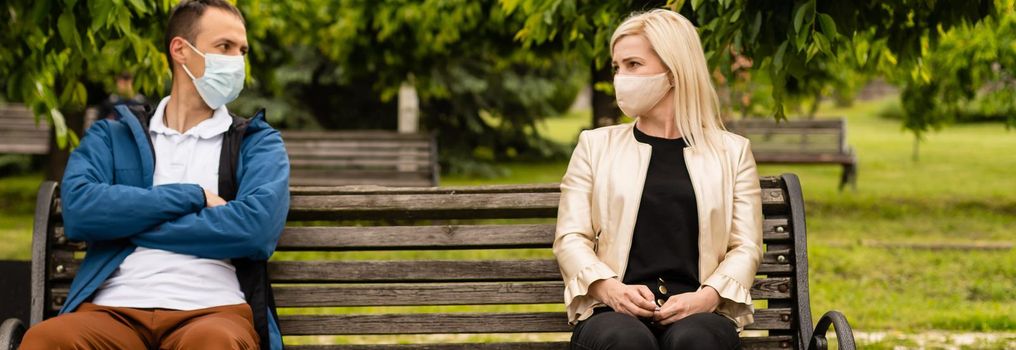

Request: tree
left=505, top=0, right=998, bottom=132
left=0, top=0, right=174, bottom=178
left=241, top=0, right=586, bottom=174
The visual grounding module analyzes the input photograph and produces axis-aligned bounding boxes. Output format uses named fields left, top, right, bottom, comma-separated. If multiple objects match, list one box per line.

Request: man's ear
left=168, top=37, right=189, bottom=69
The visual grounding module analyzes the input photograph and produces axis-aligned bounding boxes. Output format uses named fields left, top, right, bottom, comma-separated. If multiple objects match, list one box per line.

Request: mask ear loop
left=180, top=40, right=206, bottom=81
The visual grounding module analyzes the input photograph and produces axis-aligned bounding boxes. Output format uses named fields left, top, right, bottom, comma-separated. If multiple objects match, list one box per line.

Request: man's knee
left=20, top=318, right=80, bottom=349
left=171, top=317, right=257, bottom=349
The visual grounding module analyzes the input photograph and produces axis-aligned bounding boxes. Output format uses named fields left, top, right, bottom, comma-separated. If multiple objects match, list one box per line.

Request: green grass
left=0, top=96, right=1012, bottom=345
left=0, top=173, right=42, bottom=260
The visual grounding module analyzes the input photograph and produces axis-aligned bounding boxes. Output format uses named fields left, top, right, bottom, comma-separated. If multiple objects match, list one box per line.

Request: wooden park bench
left=283, top=130, right=439, bottom=187
left=0, top=104, right=50, bottom=155
left=726, top=119, right=857, bottom=190
left=0, top=174, right=855, bottom=350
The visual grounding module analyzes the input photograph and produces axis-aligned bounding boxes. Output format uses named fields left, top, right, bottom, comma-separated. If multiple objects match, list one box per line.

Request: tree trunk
left=591, top=62, right=619, bottom=128
left=912, top=135, right=921, bottom=162
left=45, top=108, right=85, bottom=181
left=807, top=91, right=822, bottom=119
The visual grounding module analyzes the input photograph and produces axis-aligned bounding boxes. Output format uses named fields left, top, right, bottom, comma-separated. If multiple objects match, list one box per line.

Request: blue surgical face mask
left=181, top=40, right=245, bottom=110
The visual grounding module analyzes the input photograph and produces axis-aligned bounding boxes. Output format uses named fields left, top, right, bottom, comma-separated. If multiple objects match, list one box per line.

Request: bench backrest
left=0, top=104, right=50, bottom=155
left=282, top=130, right=439, bottom=187
left=726, top=118, right=850, bottom=157
left=32, top=174, right=815, bottom=349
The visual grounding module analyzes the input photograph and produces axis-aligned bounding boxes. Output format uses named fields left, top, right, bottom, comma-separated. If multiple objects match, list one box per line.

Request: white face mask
left=181, top=40, right=245, bottom=110
left=614, top=72, right=672, bottom=117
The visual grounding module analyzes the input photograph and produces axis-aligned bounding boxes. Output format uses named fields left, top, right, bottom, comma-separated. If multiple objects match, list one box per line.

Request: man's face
left=116, top=78, right=132, bottom=96
left=177, top=7, right=248, bottom=79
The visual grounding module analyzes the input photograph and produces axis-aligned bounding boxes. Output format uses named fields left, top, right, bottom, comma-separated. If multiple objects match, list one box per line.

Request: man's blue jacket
left=58, top=104, right=290, bottom=349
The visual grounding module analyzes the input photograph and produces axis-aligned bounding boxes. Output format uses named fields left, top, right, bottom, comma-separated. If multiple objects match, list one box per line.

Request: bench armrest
left=807, top=310, right=856, bottom=350
left=0, top=318, right=25, bottom=350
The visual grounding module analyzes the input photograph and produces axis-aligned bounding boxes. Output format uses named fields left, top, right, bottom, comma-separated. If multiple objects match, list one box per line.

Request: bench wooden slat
left=277, top=309, right=792, bottom=335
left=290, top=184, right=562, bottom=195
left=283, top=130, right=438, bottom=187
left=282, top=130, right=433, bottom=141
left=0, top=144, right=49, bottom=154
left=286, top=336, right=795, bottom=350
left=268, top=278, right=793, bottom=307
left=752, top=153, right=856, bottom=164
left=286, top=139, right=428, bottom=147
left=289, top=158, right=434, bottom=169
left=289, top=176, right=438, bottom=188
left=286, top=149, right=432, bottom=158
left=266, top=256, right=790, bottom=283
left=51, top=251, right=795, bottom=282
left=289, top=192, right=561, bottom=221
left=277, top=224, right=555, bottom=250
left=288, top=189, right=787, bottom=221
left=50, top=277, right=792, bottom=312
left=52, top=218, right=791, bottom=252
left=267, top=260, right=562, bottom=283
left=274, top=219, right=791, bottom=251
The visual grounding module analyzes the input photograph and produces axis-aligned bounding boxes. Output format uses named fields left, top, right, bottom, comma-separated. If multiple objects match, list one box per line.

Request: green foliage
left=506, top=0, right=997, bottom=126
left=241, top=1, right=582, bottom=165
left=0, top=0, right=175, bottom=148
left=889, top=0, right=1016, bottom=138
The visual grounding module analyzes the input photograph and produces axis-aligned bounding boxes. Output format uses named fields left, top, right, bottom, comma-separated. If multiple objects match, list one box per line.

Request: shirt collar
left=149, top=96, right=232, bottom=139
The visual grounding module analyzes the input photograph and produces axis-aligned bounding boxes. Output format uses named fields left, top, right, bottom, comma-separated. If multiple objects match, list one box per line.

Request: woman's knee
left=571, top=312, right=657, bottom=350
left=660, top=312, right=740, bottom=350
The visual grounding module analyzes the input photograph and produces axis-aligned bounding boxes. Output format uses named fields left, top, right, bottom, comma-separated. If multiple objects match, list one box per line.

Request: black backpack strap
left=217, top=109, right=280, bottom=349
left=217, top=114, right=249, bottom=201
left=122, top=104, right=157, bottom=162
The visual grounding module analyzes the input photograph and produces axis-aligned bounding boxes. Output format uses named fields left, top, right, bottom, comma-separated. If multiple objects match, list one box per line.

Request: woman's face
left=611, top=34, right=668, bottom=76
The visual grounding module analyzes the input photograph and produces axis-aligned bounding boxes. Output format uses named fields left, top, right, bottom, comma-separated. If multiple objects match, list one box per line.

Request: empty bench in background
left=0, top=104, right=49, bottom=155
left=726, top=119, right=857, bottom=191
left=283, top=130, right=439, bottom=187
left=1, top=174, right=855, bottom=350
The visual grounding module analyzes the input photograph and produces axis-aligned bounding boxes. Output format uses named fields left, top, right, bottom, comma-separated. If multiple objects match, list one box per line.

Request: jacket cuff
left=563, top=261, right=617, bottom=303
left=701, top=272, right=752, bottom=307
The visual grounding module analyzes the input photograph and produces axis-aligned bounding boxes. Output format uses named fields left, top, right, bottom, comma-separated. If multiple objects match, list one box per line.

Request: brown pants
left=19, top=302, right=258, bottom=350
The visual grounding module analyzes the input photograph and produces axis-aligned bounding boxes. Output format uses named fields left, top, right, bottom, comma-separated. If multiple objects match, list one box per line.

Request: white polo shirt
left=91, top=96, right=245, bottom=310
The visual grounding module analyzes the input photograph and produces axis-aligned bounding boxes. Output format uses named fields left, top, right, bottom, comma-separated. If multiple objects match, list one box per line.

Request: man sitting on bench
left=20, top=1, right=289, bottom=349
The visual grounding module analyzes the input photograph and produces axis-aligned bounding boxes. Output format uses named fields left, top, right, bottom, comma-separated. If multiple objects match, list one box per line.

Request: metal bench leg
left=839, top=163, right=857, bottom=191
left=807, top=310, right=856, bottom=350
left=0, top=318, right=25, bottom=350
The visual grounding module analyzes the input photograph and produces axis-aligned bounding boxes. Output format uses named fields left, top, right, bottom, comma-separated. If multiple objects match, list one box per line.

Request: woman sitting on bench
left=554, top=9, right=763, bottom=350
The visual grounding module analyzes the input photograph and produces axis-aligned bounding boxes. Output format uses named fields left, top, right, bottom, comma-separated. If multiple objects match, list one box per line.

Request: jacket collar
left=149, top=96, right=233, bottom=139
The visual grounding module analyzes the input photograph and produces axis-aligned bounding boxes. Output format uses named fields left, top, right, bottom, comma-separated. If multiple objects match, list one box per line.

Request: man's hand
left=587, top=278, right=658, bottom=319
left=204, top=189, right=227, bottom=208
left=653, top=286, right=722, bottom=325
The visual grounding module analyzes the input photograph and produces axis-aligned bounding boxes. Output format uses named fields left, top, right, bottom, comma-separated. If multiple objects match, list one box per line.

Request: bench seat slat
left=51, top=253, right=795, bottom=282
left=277, top=309, right=792, bottom=335
left=285, top=335, right=794, bottom=350
left=269, top=278, right=793, bottom=307
left=285, top=336, right=795, bottom=350
left=49, top=278, right=791, bottom=312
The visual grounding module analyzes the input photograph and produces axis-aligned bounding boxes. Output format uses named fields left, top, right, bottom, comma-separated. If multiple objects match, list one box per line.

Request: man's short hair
left=164, top=0, right=245, bottom=74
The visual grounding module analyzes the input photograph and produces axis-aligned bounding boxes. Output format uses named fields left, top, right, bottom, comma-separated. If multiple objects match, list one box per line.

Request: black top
left=622, top=125, right=700, bottom=305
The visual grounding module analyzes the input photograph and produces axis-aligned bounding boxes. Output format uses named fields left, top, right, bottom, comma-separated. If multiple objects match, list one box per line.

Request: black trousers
left=570, top=309, right=742, bottom=350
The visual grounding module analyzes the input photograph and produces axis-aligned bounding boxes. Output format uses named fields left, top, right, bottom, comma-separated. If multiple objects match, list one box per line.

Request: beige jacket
left=554, top=122, right=763, bottom=329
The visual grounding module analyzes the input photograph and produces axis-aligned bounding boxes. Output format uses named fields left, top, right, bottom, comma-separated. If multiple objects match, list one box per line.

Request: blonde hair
left=611, top=9, right=725, bottom=151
